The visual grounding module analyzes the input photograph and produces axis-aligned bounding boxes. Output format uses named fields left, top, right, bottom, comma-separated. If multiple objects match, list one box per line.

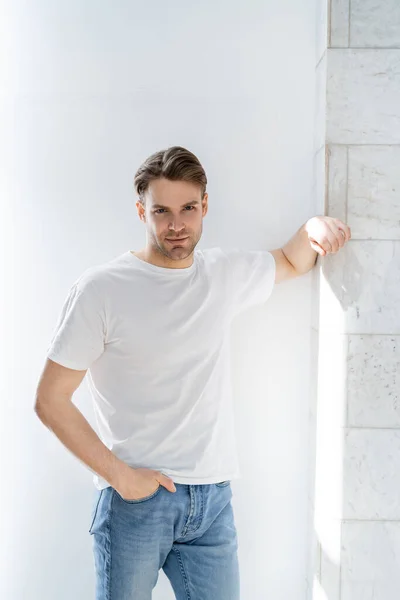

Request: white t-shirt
left=46, top=247, right=276, bottom=490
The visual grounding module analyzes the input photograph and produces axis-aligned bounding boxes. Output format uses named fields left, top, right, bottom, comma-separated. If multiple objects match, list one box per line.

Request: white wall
left=2, top=1, right=317, bottom=598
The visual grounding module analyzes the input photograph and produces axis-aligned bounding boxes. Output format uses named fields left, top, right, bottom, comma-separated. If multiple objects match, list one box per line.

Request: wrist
left=109, top=456, right=134, bottom=489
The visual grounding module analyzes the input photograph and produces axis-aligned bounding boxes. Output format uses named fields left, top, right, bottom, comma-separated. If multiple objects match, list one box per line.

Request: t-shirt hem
left=93, top=471, right=241, bottom=490
left=163, top=473, right=241, bottom=485
left=46, top=351, right=88, bottom=371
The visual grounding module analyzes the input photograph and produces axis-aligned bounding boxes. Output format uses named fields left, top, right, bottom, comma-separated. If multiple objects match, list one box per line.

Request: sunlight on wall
left=314, top=270, right=347, bottom=568
left=313, top=576, right=329, bottom=600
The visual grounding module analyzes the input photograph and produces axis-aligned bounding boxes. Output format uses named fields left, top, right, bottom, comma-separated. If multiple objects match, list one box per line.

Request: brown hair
left=134, top=146, right=207, bottom=204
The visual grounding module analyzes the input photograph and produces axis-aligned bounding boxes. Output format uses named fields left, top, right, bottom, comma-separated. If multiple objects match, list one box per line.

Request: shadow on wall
left=321, top=243, right=364, bottom=313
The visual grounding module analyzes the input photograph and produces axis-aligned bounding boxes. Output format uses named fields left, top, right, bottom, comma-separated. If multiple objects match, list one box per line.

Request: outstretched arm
left=269, top=216, right=351, bottom=284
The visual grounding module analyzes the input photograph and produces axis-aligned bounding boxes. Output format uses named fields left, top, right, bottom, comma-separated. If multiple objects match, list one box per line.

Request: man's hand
left=114, top=466, right=176, bottom=501
left=305, top=216, right=351, bottom=256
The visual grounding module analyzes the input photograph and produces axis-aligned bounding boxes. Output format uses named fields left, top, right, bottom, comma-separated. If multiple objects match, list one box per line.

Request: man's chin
left=163, top=244, right=193, bottom=259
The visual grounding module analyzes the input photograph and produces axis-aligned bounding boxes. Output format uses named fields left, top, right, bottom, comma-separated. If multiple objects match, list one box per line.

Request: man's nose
left=168, top=218, right=186, bottom=231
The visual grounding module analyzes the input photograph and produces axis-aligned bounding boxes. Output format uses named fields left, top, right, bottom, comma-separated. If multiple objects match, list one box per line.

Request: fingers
left=325, top=219, right=351, bottom=253
left=333, top=218, right=351, bottom=242
left=310, top=240, right=327, bottom=255
left=310, top=218, right=351, bottom=257
left=157, top=472, right=177, bottom=492
left=328, top=222, right=345, bottom=251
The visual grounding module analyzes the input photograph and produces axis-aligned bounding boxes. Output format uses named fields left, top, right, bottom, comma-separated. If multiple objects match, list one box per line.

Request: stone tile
left=320, top=241, right=400, bottom=334
left=311, top=577, right=329, bottom=600
left=314, top=334, right=347, bottom=520
left=315, top=52, right=327, bottom=152
left=316, top=0, right=329, bottom=64
left=308, top=329, right=319, bottom=511
left=316, top=331, right=348, bottom=430
left=309, top=327, right=320, bottom=425
left=310, top=267, right=321, bottom=331
left=318, top=259, right=348, bottom=335
left=341, top=521, right=400, bottom=600
left=330, top=0, right=350, bottom=47
left=348, top=335, right=400, bottom=427
left=350, top=0, right=400, bottom=48
left=320, top=519, right=342, bottom=600
left=343, top=428, right=400, bottom=519
left=348, top=146, right=400, bottom=240
left=327, top=50, right=400, bottom=144
left=305, top=501, right=320, bottom=600
left=327, top=144, right=347, bottom=222
left=314, top=145, right=327, bottom=215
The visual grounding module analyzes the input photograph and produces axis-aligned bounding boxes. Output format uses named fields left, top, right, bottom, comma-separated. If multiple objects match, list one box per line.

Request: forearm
left=281, top=222, right=318, bottom=275
left=35, top=398, right=130, bottom=488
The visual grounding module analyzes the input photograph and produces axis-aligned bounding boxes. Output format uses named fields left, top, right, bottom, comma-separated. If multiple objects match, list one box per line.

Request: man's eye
left=155, top=206, right=195, bottom=214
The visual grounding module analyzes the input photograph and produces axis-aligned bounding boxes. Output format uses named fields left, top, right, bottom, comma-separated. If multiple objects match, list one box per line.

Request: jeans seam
left=172, top=545, right=191, bottom=599
left=106, top=488, right=114, bottom=600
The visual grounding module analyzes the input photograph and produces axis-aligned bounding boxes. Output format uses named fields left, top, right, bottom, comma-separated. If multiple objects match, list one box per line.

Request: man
left=34, top=146, right=350, bottom=599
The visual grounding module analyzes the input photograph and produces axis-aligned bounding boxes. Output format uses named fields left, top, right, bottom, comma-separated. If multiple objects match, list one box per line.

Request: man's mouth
left=166, top=237, right=189, bottom=243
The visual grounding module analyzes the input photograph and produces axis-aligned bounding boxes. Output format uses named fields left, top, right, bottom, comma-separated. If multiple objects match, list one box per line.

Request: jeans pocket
left=113, top=484, right=162, bottom=504
left=215, top=480, right=231, bottom=487
left=88, top=489, right=103, bottom=534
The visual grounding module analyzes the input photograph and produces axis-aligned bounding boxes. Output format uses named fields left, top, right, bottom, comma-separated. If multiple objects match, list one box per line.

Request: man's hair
left=134, top=146, right=207, bottom=205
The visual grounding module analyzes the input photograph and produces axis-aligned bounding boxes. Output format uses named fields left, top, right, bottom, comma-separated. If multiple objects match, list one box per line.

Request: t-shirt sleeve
left=222, top=248, right=276, bottom=314
left=46, top=277, right=107, bottom=371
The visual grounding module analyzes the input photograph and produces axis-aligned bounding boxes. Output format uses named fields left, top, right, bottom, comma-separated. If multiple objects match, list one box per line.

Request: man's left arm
left=269, top=216, right=352, bottom=284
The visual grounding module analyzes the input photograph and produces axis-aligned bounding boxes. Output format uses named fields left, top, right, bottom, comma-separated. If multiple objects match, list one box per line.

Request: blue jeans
left=88, top=481, right=240, bottom=599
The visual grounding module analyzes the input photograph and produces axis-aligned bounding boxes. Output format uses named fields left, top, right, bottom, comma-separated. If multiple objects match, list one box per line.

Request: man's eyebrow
left=152, top=200, right=201, bottom=209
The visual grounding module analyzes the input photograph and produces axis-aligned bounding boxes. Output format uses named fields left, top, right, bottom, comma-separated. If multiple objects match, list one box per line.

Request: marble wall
left=309, top=1, right=400, bottom=599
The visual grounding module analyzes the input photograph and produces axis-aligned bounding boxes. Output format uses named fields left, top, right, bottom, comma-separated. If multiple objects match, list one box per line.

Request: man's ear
left=136, top=199, right=146, bottom=223
left=202, top=193, right=208, bottom=217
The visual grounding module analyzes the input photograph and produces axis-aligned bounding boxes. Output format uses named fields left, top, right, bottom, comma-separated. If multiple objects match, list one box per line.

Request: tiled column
left=309, top=2, right=400, bottom=599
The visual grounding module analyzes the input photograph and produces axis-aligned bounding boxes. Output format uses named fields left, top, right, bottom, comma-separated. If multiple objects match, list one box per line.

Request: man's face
left=136, top=177, right=208, bottom=261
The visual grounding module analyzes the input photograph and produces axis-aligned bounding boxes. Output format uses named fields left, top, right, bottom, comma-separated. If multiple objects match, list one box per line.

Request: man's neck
left=130, top=248, right=194, bottom=269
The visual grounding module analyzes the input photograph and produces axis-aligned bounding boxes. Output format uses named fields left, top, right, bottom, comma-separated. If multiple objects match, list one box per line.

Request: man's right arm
left=34, top=358, right=131, bottom=488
